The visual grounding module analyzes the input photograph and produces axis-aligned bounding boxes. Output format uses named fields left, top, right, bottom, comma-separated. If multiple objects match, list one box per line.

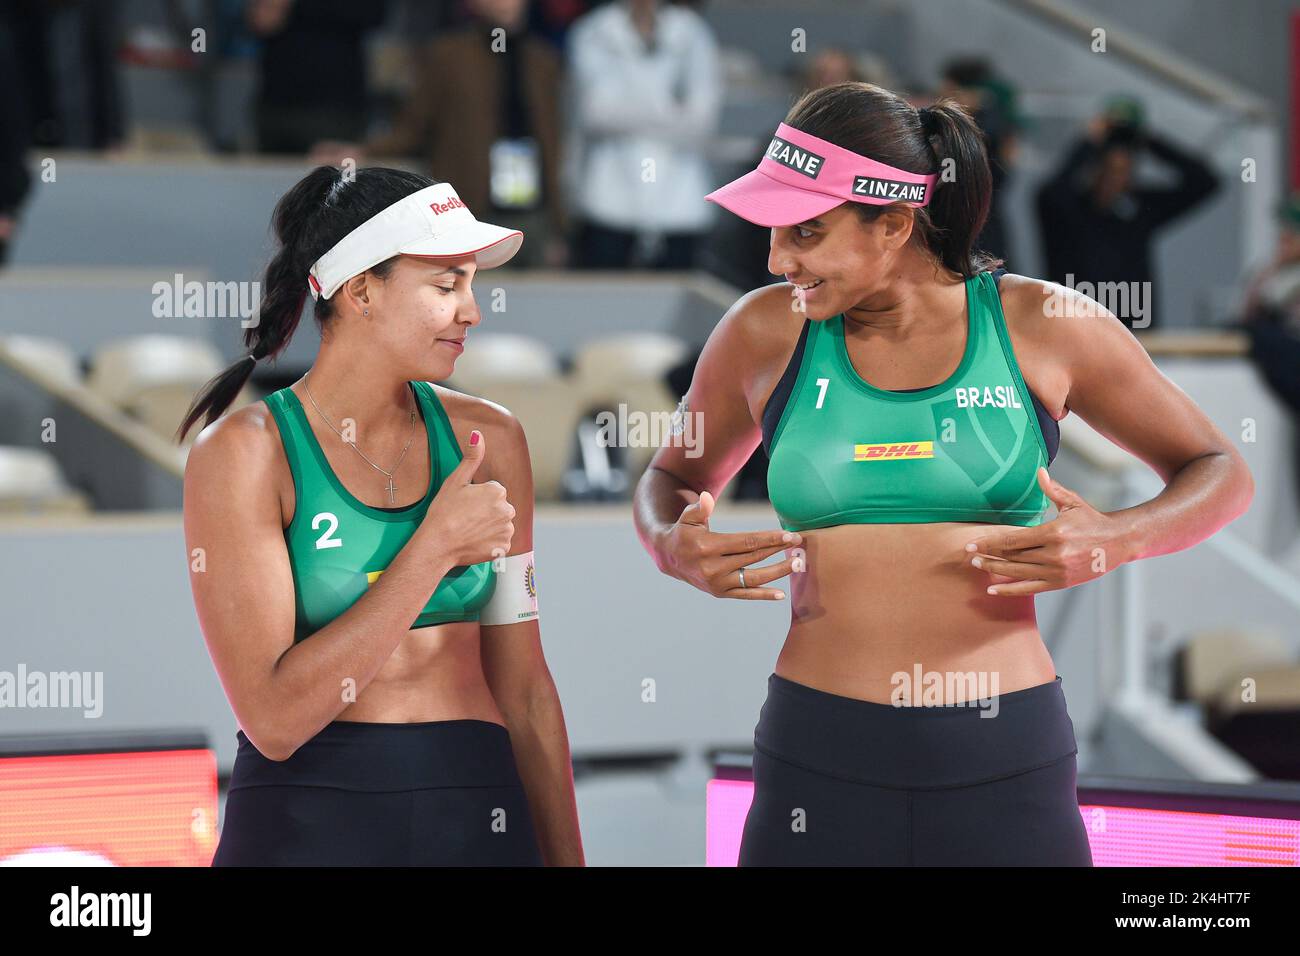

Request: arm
left=1048, top=282, right=1253, bottom=562
left=632, top=286, right=802, bottom=597
left=476, top=406, right=584, bottom=867
left=184, top=405, right=507, bottom=761
left=966, top=280, right=1253, bottom=593
left=1135, top=131, right=1220, bottom=229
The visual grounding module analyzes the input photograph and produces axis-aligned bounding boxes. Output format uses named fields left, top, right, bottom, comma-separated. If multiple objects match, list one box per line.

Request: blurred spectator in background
left=313, top=0, right=567, bottom=269
left=527, top=0, right=590, bottom=49
left=248, top=0, right=388, bottom=154
left=388, top=0, right=588, bottom=50
left=1240, top=193, right=1300, bottom=328
left=2, top=0, right=124, bottom=150
left=936, top=56, right=1020, bottom=265
left=1035, top=96, right=1220, bottom=330
left=804, top=48, right=862, bottom=89
left=568, top=0, right=721, bottom=270
left=0, top=13, right=32, bottom=265
left=0, top=14, right=33, bottom=265
left=1240, top=193, right=1300, bottom=432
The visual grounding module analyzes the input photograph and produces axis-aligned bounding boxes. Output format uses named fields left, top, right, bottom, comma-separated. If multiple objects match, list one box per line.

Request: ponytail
left=176, top=164, right=441, bottom=442
left=783, top=82, right=1002, bottom=279
left=916, top=100, right=1002, bottom=277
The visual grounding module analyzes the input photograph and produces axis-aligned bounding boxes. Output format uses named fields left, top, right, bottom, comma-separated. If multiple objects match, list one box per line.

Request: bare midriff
left=775, top=521, right=1058, bottom=706
left=332, top=621, right=508, bottom=726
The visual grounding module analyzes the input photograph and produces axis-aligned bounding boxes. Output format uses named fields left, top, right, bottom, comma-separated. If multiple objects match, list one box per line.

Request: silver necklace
left=302, top=377, right=418, bottom=504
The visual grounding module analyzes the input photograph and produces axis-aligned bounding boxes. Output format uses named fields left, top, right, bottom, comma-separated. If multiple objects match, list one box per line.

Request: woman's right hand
left=656, top=490, right=803, bottom=599
left=420, top=429, right=516, bottom=566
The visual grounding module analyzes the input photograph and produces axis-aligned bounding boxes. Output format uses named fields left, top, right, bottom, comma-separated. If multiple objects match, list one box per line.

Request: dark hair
left=784, top=81, right=1003, bottom=279
left=176, top=165, right=441, bottom=442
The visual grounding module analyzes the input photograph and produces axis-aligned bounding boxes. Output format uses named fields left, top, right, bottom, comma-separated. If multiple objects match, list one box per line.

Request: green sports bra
left=763, top=270, right=1054, bottom=532
left=264, top=381, right=496, bottom=643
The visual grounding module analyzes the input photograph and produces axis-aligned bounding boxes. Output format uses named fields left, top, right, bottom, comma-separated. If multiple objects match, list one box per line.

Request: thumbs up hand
left=424, top=429, right=516, bottom=566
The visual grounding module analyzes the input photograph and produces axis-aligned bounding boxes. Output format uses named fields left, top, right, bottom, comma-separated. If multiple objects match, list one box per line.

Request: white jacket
left=567, top=1, right=723, bottom=233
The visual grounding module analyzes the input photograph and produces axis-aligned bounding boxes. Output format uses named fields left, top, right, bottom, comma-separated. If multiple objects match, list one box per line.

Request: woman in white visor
left=180, top=165, right=583, bottom=866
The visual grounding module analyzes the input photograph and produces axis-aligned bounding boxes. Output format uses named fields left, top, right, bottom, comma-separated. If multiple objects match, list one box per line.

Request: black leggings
left=739, top=674, right=1094, bottom=866
left=212, top=719, right=544, bottom=866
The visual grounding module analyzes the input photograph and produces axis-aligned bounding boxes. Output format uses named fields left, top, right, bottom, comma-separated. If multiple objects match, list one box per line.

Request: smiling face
left=337, top=253, right=481, bottom=382
left=767, top=202, right=919, bottom=319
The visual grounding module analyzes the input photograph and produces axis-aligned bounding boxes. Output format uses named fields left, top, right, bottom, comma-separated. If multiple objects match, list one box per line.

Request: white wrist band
left=480, top=550, right=539, bottom=626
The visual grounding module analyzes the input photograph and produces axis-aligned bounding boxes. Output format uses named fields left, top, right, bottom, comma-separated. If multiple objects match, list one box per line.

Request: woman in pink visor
left=633, top=82, right=1252, bottom=865
left=180, top=166, right=583, bottom=865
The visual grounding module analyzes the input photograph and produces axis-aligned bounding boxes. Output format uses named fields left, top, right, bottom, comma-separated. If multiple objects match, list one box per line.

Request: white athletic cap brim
left=307, top=182, right=523, bottom=301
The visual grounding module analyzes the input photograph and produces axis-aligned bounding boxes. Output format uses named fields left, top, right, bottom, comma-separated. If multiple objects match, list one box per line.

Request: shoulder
left=185, top=400, right=282, bottom=484
left=993, top=272, right=1148, bottom=405
left=994, top=271, right=1133, bottom=346
left=426, top=383, right=529, bottom=475
left=183, top=399, right=290, bottom=522
left=992, top=272, right=1053, bottom=336
left=698, top=283, right=811, bottom=415
left=709, top=282, right=807, bottom=358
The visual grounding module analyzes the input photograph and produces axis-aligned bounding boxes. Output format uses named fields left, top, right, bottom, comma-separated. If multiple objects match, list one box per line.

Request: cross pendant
left=386, top=476, right=397, bottom=504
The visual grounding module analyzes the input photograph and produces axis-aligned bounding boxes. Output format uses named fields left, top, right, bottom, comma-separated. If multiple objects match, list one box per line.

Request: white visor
left=306, top=182, right=524, bottom=300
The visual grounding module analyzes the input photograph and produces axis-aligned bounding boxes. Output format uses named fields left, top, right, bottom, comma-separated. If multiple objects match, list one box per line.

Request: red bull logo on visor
left=853, top=441, right=934, bottom=461
left=430, top=197, right=467, bottom=215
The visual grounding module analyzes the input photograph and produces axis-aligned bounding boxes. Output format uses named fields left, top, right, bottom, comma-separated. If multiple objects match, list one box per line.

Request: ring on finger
left=738, top=567, right=746, bottom=588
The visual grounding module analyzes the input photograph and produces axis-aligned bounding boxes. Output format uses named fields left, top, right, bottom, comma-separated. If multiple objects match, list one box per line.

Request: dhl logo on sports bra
left=853, top=441, right=934, bottom=461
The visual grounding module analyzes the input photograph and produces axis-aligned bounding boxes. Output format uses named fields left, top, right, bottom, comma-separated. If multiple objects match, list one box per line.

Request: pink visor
left=705, top=122, right=940, bottom=227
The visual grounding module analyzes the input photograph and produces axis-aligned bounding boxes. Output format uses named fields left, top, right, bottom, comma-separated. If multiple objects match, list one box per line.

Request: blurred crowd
left=3, top=0, right=1299, bottom=506
left=4, top=0, right=1266, bottom=321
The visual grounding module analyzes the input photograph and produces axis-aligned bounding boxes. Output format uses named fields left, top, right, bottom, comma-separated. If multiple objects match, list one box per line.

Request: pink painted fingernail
left=987, top=587, right=998, bottom=595
left=469, top=430, right=480, bottom=446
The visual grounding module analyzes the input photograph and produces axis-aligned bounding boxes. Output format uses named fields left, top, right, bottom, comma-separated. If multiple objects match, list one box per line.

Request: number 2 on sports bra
left=313, top=512, right=343, bottom=550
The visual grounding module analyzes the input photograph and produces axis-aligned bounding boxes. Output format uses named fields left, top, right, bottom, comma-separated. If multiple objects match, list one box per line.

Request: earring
left=363, top=309, right=369, bottom=315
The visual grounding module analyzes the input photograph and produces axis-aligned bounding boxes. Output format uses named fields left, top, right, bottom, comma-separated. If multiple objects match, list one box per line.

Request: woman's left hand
left=963, top=467, right=1135, bottom=596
